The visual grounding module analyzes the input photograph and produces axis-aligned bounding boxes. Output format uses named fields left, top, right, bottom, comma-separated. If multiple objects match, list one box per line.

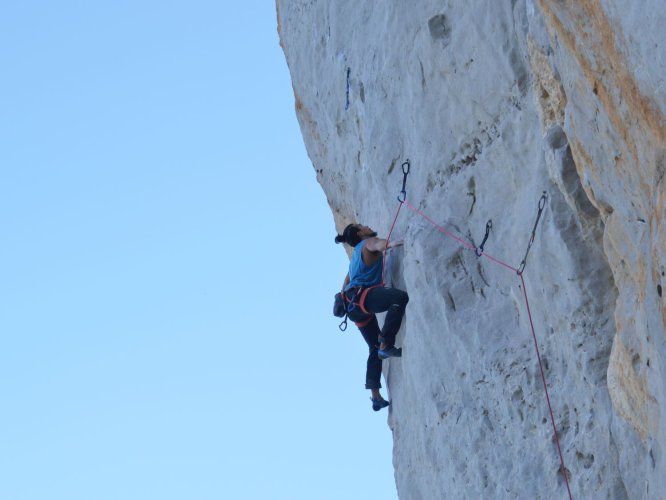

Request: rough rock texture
left=277, top=1, right=666, bottom=498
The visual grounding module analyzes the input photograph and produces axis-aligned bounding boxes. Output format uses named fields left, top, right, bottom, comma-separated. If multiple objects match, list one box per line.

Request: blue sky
left=0, top=2, right=397, bottom=499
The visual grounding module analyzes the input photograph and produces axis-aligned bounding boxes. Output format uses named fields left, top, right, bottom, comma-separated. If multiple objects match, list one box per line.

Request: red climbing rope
left=384, top=166, right=573, bottom=499
left=382, top=161, right=411, bottom=285
left=403, top=200, right=476, bottom=251
left=403, top=200, right=520, bottom=273
left=520, top=273, right=573, bottom=500
left=382, top=199, right=404, bottom=285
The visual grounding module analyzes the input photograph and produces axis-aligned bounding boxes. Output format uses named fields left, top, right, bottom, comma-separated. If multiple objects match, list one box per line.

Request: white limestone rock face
left=278, top=1, right=666, bottom=498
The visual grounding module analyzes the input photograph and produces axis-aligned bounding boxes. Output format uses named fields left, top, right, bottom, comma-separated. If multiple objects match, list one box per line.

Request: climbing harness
left=379, top=162, right=572, bottom=500
left=345, top=286, right=376, bottom=316
left=337, top=285, right=382, bottom=331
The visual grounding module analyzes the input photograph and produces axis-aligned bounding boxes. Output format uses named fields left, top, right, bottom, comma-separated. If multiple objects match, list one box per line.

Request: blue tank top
left=345, top=240, right=383, bottom=290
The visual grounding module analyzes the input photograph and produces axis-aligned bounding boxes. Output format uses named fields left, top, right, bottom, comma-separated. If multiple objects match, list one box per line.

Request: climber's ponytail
left=335, top=224, right=361, bottom=247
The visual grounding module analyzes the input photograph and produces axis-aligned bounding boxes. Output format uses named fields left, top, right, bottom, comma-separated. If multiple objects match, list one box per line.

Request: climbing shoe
left=378, top=346, right=402, bottom=359
left=371, top=398, right=390, bottom=411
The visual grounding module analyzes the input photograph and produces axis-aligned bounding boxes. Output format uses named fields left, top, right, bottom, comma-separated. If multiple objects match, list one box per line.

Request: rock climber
left=335, top=222, right=409, bottom=411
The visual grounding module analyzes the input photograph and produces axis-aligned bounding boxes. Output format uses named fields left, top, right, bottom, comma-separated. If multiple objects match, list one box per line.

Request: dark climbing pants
left=347, top=287, right=409, bottom=390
